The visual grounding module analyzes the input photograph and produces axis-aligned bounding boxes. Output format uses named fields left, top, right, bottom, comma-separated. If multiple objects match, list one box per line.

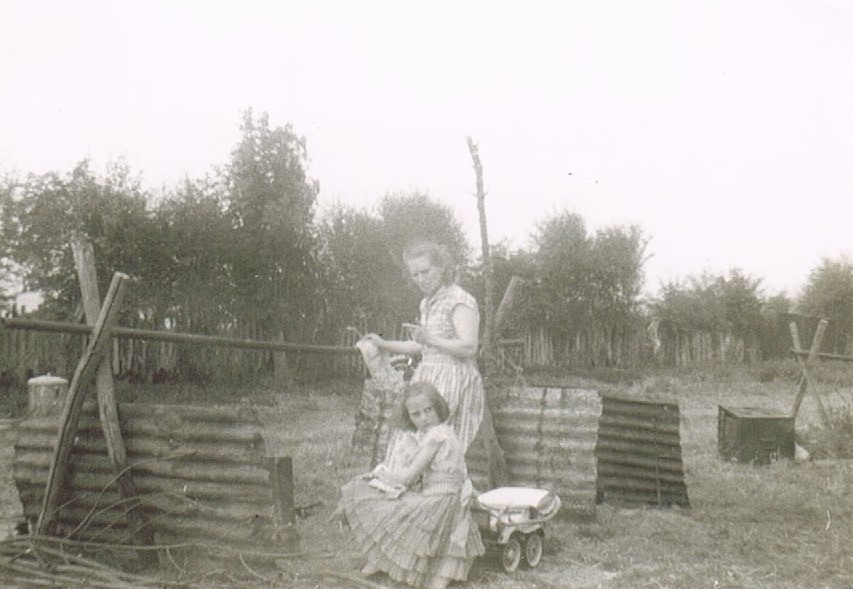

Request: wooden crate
left=718, top=405, right=794, bottom=465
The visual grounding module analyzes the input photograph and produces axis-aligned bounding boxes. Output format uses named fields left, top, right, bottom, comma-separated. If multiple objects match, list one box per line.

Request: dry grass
left=2, top=365, right=853, bottom=588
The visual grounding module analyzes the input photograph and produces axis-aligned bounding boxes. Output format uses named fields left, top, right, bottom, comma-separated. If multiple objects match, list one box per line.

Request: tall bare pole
left=467, top=136, right=496, bottom=368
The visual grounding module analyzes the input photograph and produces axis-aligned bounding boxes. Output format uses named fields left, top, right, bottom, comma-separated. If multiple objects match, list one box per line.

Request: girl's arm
left=412, top=304, right=479, bottom=360
left=374, top=438, right=441, bottom=488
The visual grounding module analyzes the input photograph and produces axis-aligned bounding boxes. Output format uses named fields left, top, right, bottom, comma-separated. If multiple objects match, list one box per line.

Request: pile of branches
left=0, top=534, right=366, bottom=589
left=0, top=534, right=192, bottom=588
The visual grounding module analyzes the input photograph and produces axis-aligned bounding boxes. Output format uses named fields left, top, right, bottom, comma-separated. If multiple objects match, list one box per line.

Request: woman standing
left=364, top=240, right=484, bottom=452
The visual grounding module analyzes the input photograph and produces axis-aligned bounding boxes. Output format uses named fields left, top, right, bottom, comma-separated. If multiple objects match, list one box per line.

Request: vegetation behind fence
left=3, top=312, right=839, bottom=387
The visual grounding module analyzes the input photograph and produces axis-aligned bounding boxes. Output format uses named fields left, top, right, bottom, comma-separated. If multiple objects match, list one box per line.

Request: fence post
left=27, top=375, right=68, bottom=417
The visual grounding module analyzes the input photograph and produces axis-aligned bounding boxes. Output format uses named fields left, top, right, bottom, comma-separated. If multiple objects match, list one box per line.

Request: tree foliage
left=2, top=111, right=321, bottom=340
left=516, top=210, right=648, bottom=334
left=653, top=269, right=764, bottom=336
left=3, top=160, right=151, bottom=317
left=218, top=109, right=321, bottom=340
left=798, top=256, right=853, bottom=351
left=316, top=192, right=469, bottom=338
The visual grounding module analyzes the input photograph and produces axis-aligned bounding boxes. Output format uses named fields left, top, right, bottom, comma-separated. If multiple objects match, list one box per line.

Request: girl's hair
left=401, top=240, right=455, bottom=285
left=397, top=382, right=450, bottom=431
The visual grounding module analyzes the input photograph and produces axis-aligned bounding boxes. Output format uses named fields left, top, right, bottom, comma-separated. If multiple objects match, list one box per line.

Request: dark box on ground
left=718, top=405, right=794, bottom=465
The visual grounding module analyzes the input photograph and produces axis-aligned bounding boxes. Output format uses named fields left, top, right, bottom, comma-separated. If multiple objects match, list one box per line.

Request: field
left=2, top=363, right=852, bottom=588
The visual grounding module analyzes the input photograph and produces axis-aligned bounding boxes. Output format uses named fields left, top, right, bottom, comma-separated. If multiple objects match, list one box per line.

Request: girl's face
left=406, top=255, right=443, bottom=296
left=405, top=394, right=441, bottom=431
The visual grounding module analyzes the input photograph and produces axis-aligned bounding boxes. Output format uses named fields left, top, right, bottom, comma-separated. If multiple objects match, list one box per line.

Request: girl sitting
left=335, top=382, right=484, bottom=589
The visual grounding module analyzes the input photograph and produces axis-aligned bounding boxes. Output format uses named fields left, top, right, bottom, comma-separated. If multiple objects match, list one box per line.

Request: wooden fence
left=0, top=321, right=365, bottom=386
left=514, top=324, right=760, bottom=370
left=1, top=314, right=833, bottom=386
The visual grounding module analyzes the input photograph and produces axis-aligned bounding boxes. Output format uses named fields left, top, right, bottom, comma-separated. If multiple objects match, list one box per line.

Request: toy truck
left=471, top=487, right=562, bottom=572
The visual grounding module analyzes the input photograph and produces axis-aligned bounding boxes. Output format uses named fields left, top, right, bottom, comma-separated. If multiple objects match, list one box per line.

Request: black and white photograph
left=1, top=1, right=852, bottom=587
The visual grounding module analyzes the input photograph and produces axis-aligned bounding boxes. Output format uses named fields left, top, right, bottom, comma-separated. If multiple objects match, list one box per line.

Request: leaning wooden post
left=71, top=237, right=129, bottom=475
left=493, top=277, right=525, bottom=342
left=36, top=272, right=128, bottom=535
left=71, top=237, right=155, bottom=559
left=790, top=319, right=829, bottom=423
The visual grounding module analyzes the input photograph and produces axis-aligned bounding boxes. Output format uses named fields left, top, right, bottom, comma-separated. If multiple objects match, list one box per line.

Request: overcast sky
left=2, top=0, right=852, bottom=298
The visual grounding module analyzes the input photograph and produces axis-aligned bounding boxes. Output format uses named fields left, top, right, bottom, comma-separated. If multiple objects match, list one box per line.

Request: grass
left=2, top=364, right=853, bottom=588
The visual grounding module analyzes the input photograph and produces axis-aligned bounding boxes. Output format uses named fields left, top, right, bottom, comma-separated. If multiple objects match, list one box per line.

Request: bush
left=801, top=394, right=853, bottom=459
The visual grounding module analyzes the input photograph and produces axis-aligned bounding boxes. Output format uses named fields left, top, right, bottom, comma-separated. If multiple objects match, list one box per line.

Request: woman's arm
left=362, top=333, right=422, bottom=356
left=412, top=304, right=479, bottom=360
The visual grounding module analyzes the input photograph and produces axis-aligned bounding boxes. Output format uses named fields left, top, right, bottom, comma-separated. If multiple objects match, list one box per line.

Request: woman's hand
left=362, top=332, right=386, bottom=351
left=409, top=326, right=433, bottom=347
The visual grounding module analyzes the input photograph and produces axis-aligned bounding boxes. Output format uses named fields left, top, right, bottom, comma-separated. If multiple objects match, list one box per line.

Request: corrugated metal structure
left=13, top=402, right=295, bottom=555
left=488, top=387, right=601, bottom=517
left=595, top=394, right=690, bottom=508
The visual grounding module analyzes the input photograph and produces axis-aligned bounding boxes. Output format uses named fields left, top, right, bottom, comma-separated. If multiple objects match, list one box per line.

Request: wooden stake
left=36, top=272, right=129, bottom=535
left=466, top=136, right=497, bottom=369
left=790, top=319, right=829, bottom=424
left=71, top=237, right=156, bottom=561
left=493, top=276, right=525, bottom=337
left=71, top=237, right=128, bottom=472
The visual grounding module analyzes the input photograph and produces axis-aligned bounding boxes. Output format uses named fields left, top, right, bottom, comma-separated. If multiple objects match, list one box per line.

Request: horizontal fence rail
left=2, top=317, right=358, bottom=354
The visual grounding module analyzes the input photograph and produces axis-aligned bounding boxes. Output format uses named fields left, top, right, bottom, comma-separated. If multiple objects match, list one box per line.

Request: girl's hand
left=373, top=465, right=404, bottom=486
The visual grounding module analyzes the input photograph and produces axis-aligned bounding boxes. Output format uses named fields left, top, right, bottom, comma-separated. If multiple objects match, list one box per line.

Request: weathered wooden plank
left=36, top=272, right=129, bottom=535
left=790, top=318, right=829, bottom=422
left=72, top=237, right=155, bottom=561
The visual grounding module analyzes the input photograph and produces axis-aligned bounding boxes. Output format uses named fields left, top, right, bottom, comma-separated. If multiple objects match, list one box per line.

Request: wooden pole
left=36, top=272, right=129, bottom=535
left=265, top=456, right=299, bottom=550
left=1, top=317, right=357, bottom=354
left=466, top=136, right=497, bottom=369
left=71, top=238, right=156, bottom=560
left=71, top=237, right=128, bottom=474
left=493, top=276, right=525, bottom=336
left=790, top=319, right=829, bottom=423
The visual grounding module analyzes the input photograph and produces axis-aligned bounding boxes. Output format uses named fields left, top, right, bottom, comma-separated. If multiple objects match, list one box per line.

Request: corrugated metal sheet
left=13, top=402, right=295, bottom=550
left=487, top=386, right=601, bottom=517
left=595, top=394, right=690, bottom=508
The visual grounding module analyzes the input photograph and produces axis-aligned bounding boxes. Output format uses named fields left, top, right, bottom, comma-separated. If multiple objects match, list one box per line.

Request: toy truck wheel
left=522, top=532, right=543, bottom=568
left=501, top=534, right=523, bottom=572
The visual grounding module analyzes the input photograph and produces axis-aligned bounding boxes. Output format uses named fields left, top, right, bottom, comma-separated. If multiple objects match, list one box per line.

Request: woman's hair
left=397, top=382, right=450, bottom=431
left=401, top=240, right=455, bottom=285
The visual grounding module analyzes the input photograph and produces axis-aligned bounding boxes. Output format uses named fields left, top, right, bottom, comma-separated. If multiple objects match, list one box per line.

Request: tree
left=377, top=191, right=470, bottom=320
left=588, top=224, right=648, bottom=321
left=144, top=178, right=236, bottom=333
left=519, top=209, right=648, bottom=340
left=316, top=192, right=470, bottom=340
left=799, top=256, right=853, bottom=352
left=653, top=269, right=763, bottom=337
left=0, top=174, right=18, bottom=309
left=222, top=109, right=321, bottom=341
left=377, top=192, right=469, bottom=266
left=315, top=202, right=389, bottom=338
left=4, top=160, right=152, bottom=317
left=525, top=211, right=593, bottom=331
